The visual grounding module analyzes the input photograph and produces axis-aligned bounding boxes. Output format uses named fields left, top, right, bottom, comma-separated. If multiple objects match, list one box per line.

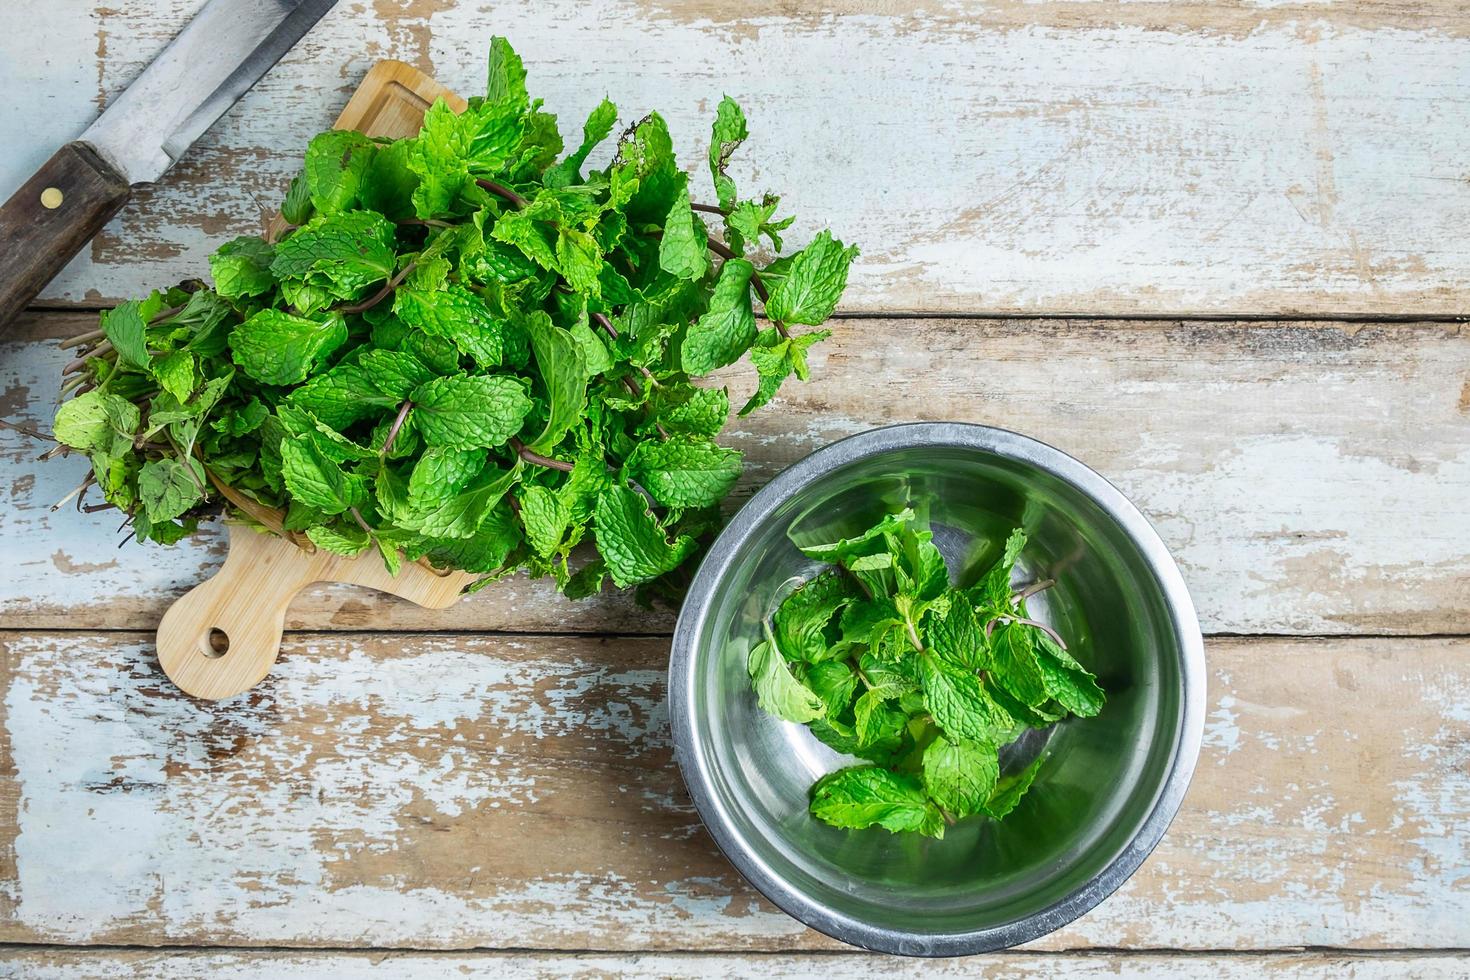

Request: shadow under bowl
left=669, top=422, right=1205, bottom=956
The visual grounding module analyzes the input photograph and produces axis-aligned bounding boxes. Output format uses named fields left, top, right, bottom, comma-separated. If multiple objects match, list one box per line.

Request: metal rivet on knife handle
left=40, top=187, right=64, bottom=209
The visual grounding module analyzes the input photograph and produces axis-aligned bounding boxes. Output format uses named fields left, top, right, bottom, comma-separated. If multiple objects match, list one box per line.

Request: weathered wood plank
left=1, top=631, right=1465, bottom=950
left=4, top=313, right=1467, bottom=635
left=2, top=949, right=1467, bottom=979
left=3, top=1, right=1469, bottom=316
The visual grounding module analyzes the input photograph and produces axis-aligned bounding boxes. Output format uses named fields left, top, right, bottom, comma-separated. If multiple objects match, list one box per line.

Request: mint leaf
left=53, top=391, right=136, bottom=452
left=485, top=35, right=529, bottom=107
left=229, top=309, right=347, bottom=385
left=411, top=374, right=532, bottom=449
left=805, top=660, right=859, bottom=718
left=682, top=257, right=755, bottom=375
left=306, top=523, right=371, bottom=556
left=281, top=436, right=366, bottom=515
left=764, top=230, right=858, bottom=326
left=101, top=299, right=152, bottom=371
left=737, top=327, right=829, bottom=416
left=989, top=622, right=1048, bottom=707
left=772, top=570, right=856, bottom=663
left=593, top=484, right=696, bottom=587
left=707, top=96, right=747, bottom=211
left=919, top=653, right=1015, bottom=745
left=520, top=311, right=587, bottom=452
left=928, top=595, right=988, bottom=671
left=520, top=483, right=571, bottom=557
left=138, top=457, right=205, bottom=523
left=922, top=735, right=1000, bottom=819
left=270, top=211, right=397, bottom=299
left=152, top=350, right=196, bottom=404
left=984, top=755, right=1046, bottom=819
left=809, top=766, right=944, bottom=838
left=288, top=363, right=396, bottom=430
left=403, top=464, right=519, bottom=538
left=304, top=130, right=377, bottom=214
left=209, top=236, right=275, bottom=299
left=545, top=97, right=617, bottom=189
left=358, top=349, right=435, bottom=401
left=794, top=507, right=915, bottom=563
left=624, top=435, right=741, bottom=509
left=658, top=184, right=709, bottom=281
left=747, top=638, right=824, bottom=723
left=1034, top=633, right=1106, bottom=718
left=394, top=283, right=504, bottom=369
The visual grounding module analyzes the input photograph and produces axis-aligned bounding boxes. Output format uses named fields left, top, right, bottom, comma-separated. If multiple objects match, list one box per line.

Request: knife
left=0, top=0, right=338, bottom=329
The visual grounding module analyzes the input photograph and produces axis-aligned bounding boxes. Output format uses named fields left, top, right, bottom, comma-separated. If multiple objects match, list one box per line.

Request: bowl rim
left=668, top=421, right=1206, bottom=957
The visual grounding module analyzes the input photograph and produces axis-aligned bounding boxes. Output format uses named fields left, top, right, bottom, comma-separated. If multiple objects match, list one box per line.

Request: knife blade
left=0, top=0, right=338, bottom=329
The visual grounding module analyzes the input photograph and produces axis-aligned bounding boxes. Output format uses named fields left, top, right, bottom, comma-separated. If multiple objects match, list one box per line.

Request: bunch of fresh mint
left=44, top=37, right=856, bottom=599
left=747, top=509, right=1104, bottom=837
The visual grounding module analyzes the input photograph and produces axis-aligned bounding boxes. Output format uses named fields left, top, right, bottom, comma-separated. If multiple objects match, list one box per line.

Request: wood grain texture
left=157, top=526, right=476, bottom=701
left=0, top=630, right=1465, bottom=951
left=0, top=143, right=130, bottom=330
left=2, top=949, right=1468, bottom=979
left=3, top=1, right=1468, bottom=316
left=5, top=313, right=1467, bottom=636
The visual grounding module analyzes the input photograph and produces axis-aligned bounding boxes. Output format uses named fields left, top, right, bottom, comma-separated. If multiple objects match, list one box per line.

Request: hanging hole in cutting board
left=202, top=628, right=230, bottom=659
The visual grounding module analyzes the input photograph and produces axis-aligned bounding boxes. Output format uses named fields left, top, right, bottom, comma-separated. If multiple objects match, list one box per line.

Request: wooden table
left=1, top=1, right=1468, bottom=976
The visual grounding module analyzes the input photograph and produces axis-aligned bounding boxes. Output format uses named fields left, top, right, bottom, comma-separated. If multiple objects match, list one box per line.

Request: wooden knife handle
left=0, top=142, right=131, bottom=330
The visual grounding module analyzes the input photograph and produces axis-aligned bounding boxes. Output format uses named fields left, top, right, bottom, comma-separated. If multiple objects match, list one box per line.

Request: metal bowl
left=669, top=422, right=1205, bottom=956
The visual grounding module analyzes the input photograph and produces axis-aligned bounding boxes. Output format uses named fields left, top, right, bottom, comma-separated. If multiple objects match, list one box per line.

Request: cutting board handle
left=157, top=525, right=474, bottom=700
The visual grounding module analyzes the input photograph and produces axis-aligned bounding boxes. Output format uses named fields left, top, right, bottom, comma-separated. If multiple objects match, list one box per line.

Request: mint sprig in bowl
left=669, top=422, right=1205, bottom=956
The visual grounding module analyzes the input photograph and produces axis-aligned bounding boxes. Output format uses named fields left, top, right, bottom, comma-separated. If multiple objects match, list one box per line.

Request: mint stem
left=704, top=235, right=791, bottom=339
left=511, top=438, right=574, bottom=472
left=690, top=202, right=727, bottom=216
left=380, top=400, right=412, bottom=457
left=338, top=261, right=417, bottom=315
left=476, top=178, right=529, bottom=209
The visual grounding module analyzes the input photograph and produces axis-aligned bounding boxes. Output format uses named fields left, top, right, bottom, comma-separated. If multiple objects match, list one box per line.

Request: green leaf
left=360, top=138, right=419, bottom=220
left=137, top=456, right=205, bottom=523
left=151, top=350, right=196, bottom=404
left=737, top=327, right=829, bottom=416
left=229, top=309, right=347, bottom=386
left=53, top=391, right=137, bottom=452
left=281, top=436, right=366, bottom=515
left=520, top=311, right=587, bottom=452
left=485, top=35, right=529, bottom=108
left=593, top=483, right=697, bottom=587
left=520, top=483, right=571, bottom=557
left=408, top=446, right=483, bottom=506
left=764, top=229, right=859, bottom=326
left=707, top=95, right=748, bottom=211
left=624, top=435, right=741, bottom=509
left=403, top=464, right=520, bottom=538
left=682, top=257, right=756, bottom=375
left=984, top=755, right=1046, bottom=820
left=101, top=299, right=152, bottom=371
left=809, top=766, right=944, bottom=838
left=650, top=384, right=728, bottom=437
left=1034, top=633, right=1106, bottom=718
left=209, top=236, right=276, bottom=299
left=658, top=184, right=709, bottom=282
left=772, top=570, right=857, bottom=663
left=805, top=660, right=859, bottom=718
left=928, top=595, right=988, bottom=671
left=922, top=735, right=1000, bottom=819
left=357, top=349, right=435, bottom=401
left=408, top=99, right=475, bottom=218
left=288, top=363, right=397, bottom=431
left=545, top=97, right=617, bottom=189
left=919, top=653, right=1015, bottom=744
left=794, top=507, right=915, bottom=563
left=281, top=172, right=314, bottom=225
left=303, top=130, right=377, bottom=214
left=394, top=283, right=504, bottom=369
left=411, top=374, right=532, bottom=450
left=989, top=623, right=1049, bottom=707
left=307, top=523, right=371, bottom=556
left=853, top=690, right=907, bottom=748
left=270, top=211, right=397, bottom=298
left=747, top=638, right=824, bottom=724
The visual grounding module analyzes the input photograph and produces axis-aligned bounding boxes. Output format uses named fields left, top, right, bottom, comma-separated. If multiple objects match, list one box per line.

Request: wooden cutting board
left=157, top=61, right=470, bottom=702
